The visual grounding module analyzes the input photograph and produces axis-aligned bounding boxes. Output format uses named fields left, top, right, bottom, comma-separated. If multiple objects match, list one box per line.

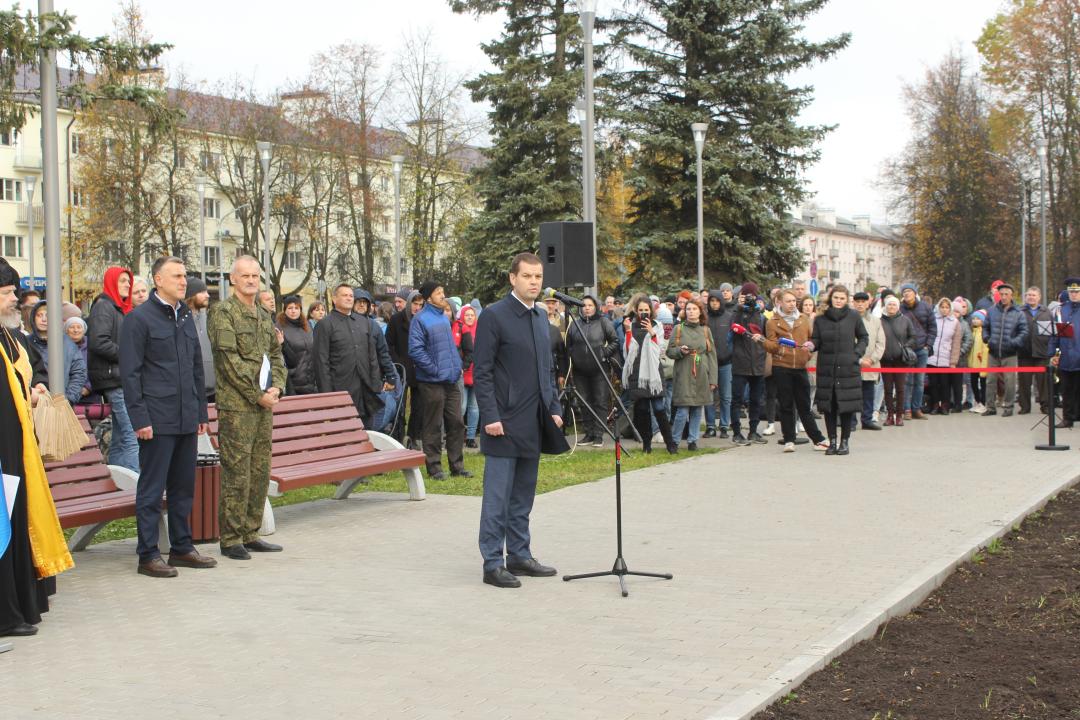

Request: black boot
left=656, top=411, right=676, bottom=452
left=825, top=439, right=838, bottom=456
left=837, top=439, right=850, bottom=456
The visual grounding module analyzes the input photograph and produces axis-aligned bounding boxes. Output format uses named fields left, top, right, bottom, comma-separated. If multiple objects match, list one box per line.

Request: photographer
left=621, top=293, right=676, bottom=454
left=729, top=282, right=768, bottom=446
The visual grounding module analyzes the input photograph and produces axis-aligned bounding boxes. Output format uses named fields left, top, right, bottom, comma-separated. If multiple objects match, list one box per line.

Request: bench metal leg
left=404, top=468, right=426, bottom=501
left=67, top=522, right=108, bottom=552
left=332, top=477, right=368, bottom=499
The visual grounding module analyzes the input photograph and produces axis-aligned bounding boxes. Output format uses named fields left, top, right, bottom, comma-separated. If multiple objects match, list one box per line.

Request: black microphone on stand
left=543, top=287, right=586, bottom=308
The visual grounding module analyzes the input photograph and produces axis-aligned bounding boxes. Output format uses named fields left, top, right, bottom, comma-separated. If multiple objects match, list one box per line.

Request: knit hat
left=64, top=316, right=86, bottom=332
left=884, top=295, right=901, bottom=309
left=740, top=282, right=759, bottom=297
left=656, top=305, right=674, bottom=325
left=899, top=282, right=917, bottom=294
left=719, top=282, right=733, bottom=294
left=419, top=280, right=441, bottom=300
left=184, top=276, right=208, bottom=299
left=282, top=294, right=302, bottom=309
left=951, top=300, right=965, bottom=314
left=678, top=290, right=692, bottom=301
left=0, top=257, right=19, bottom=290
left=971, top=309, right=987, bottom=323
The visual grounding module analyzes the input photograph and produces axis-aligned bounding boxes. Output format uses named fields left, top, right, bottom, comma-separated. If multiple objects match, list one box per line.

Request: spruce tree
left=609, top=0, right=848, bottom=290
left=449, top=0, right=583, bottom=301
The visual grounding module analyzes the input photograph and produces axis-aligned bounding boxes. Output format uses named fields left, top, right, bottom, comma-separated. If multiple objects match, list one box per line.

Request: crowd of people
left=5, top=249, right=1080, bottom=622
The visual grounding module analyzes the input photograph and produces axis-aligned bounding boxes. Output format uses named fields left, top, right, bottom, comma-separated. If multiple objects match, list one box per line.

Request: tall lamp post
left=691, top=122, right=708, bottom=292
left=1036, top=136, right=1048, bottom=296
left=24, top=174, right=36, bottom=289
left=577, top=0, right=598, bottom=296
left=195, top=174, right=207, bottom=282
left=390, top=154, right=404, bottom=289
left=39, top=0, right=64, bottom=393
left=256, top=141, right=272, bottom=290
left=575, top=98, right=589, bottom=220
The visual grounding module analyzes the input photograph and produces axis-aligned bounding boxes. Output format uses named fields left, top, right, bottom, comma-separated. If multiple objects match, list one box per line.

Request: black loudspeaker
left=538, top=221, right=595, bottom=288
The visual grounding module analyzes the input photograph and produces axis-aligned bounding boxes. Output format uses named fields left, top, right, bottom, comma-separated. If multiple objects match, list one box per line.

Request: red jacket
left=453, top=307, right=478, bottom=386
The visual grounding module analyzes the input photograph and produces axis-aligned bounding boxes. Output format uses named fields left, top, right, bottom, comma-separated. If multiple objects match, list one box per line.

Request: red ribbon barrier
left=805, top=366, right=1048, bottom=374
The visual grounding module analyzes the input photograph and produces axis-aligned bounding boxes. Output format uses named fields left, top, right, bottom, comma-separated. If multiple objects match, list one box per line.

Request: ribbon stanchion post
left=1036, top=358, right=1069, bottom=451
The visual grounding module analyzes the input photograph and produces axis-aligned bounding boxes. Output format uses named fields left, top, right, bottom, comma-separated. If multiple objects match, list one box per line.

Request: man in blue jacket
left=981, top=282, right=1028, bottom=417
left=1050, top=278, right=1080, bottom=427
left=409, top=280, right=471, bottom=480
left=473, top=252, right=565, bottom=588
left=120, top=256, right=216, bottom=578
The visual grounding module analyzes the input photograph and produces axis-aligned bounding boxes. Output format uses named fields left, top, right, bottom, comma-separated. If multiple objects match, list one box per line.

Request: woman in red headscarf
left=87, top=267, right=139, bottom=471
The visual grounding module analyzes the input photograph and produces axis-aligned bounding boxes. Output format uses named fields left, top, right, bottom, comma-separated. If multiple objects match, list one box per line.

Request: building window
left=203, top=198, right=220, bottom=219
left=2, top=235, right=24, bottom=258
left=200, top=151, right=222, bottom=171
left=103, top=241, right=123, bottom=263
left=1, top=178, right=22, bottom=202
left=203, top=245, right=220, bottom=268
left=174, top=148, right=187, bottom=168
left=381, top=255, right=392, bottom=275
left=69, top=133, right=83, bottom=155
left=0, top=128, right=16, bottom=146
left=283, top=250, right=303, bottom=271
left=233, top=157, right=246, bottom=176
left=381, top=216, right=389, bottom=233
left=70, top=187, right=85, bottom=208
left=336, top=211, right=348, bottom=228
left=379, top=175, right=389, bottom=191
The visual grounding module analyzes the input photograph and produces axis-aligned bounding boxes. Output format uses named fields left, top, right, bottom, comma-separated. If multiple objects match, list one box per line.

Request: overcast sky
left=59, top=0, right=1005, bottom=223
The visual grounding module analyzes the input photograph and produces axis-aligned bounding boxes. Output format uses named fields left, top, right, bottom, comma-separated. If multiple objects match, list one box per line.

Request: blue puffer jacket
left=28, top=330, right=88, bottom=405
left=900, top=299, right=937, bottom=349
left=1050, top=302, right=1080, bottom=371
left=983, top=302, right=1028, bottom=358
left=408, top=303, right=463, bottom=383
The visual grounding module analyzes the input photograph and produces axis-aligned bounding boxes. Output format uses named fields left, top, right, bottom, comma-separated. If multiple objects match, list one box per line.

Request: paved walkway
left=6, top=413, right=1078, bottom=720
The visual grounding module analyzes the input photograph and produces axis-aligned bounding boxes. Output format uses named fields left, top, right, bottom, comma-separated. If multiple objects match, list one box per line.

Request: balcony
left=15, top=205, right=44, bottom=226
left=855, top=253, right=865, bottom=261
left=13, top=149, right=42, bottom=171
left=828, top=248, right=839, bottom=258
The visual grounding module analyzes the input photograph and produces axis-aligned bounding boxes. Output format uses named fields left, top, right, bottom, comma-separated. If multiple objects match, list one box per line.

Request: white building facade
left=789, top=206, right=903, bottom=294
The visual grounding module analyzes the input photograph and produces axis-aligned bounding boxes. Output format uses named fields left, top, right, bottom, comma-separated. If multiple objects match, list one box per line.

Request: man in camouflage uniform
left=208, top=256, right=288, bottom=560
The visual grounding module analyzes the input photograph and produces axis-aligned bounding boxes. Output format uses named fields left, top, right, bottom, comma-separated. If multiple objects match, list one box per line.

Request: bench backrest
left=42, top=416, right=120, bottom=504
left=207, top=391, right=376, bottom=468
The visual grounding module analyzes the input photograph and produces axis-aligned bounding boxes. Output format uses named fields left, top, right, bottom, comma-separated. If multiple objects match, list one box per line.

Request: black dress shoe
left=220, top=544, right=251, bottom=560
left=1002, top=408, right=1014, bottom=417
left=450, top=469, right=474, bottom=478
left=837, top=440, right=850, bottom=455
left=1056, top=418, right=1073, bottom=428
left=862, top=422, right=882, bottom=431
left=749, top=432, right=767, bottom=444
left=687, top=441, right=698, bottom=451
left=1018, top=408, right=1031, bottom=415
left=429, top=470, right=447, bottom=480
left=483, top=567, right=522, bottom=588
left=244, top=539, right=283, bottom=552
left=703, top=427, right=717, bottom=438
left=465, top=439, right=478, bottom=449
left=506, top=557, right=558, bottom=577
left=666, top=443, right=679, bottom=455
left=2, top=622, right=38, bottom=637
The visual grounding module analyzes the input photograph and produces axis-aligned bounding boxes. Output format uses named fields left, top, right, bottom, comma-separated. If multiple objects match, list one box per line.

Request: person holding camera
left=729, top=282, right=768, bottom=446
left=803, top=285, right=868, bottom=455
left=565, top=295, right=618, bottom=447
left=879, top=295, right=916, bottom=426
left=621, top=293, right=676, bottom=454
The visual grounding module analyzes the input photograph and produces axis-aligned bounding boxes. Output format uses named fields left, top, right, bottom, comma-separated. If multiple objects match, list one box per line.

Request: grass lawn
left=64, top=445, right=721, bottom=547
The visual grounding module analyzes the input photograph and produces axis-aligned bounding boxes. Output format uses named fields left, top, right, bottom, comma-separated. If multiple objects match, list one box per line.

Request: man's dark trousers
left=135, top=432, right=197, bottom=563
left=861, top=380, right=876, bottom=426
left=729, top=374, right=764, bottom=435
left=479, top=455, right=541, bottom=572
left=417, top=381, right=465, bottom=474
left=1017, top=354, right=1046, bottom=413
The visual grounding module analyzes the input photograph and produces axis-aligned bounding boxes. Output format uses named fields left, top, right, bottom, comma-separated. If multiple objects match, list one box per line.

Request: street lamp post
left=575, top=99, right=589, bottom=220
left=256, top=141, right=272, bottom=290
left=390, top=154, right=404, bottom=289
left=24, top=174, right=36, bottom=289
left=195, top=175, right=206, bottom=282
left=691, top=122, right=708, bottom=292
left=577, top=0, right=598, bottom=296
left=39, top=0, right=64, bottom=394
left=1036, top=137, right=1048, bottom=296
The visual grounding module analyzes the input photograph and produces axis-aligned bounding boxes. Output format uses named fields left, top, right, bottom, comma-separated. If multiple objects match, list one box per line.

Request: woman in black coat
left=807, top=286, right=868, bottom=455
left=879, top=295, right=916, bottom=426
left=277, top=296, right=316, bottom=395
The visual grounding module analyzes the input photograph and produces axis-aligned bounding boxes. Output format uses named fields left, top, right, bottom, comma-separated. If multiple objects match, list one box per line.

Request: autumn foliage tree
left=885, top=52, right=1018, bottom=300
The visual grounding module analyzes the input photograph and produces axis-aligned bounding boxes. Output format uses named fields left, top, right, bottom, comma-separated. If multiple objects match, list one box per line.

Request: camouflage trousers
left=217, top=408, right=273, bottom=547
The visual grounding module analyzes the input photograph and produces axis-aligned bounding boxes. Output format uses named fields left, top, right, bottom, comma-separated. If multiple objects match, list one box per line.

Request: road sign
left=809, top=261, right=817, bottom=277
left=19, top=277, right=46, bottom=291
left=808, top=279, right=819, bottom=298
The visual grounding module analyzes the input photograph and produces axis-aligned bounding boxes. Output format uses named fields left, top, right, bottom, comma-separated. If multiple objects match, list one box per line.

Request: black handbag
left=901, top=346, right=917, bottom=367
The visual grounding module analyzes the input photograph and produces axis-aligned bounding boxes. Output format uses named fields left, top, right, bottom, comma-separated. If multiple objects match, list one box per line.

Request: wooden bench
left=44, top=416, right=141, bottom=551
left=207, top=391, right=426, bottom=528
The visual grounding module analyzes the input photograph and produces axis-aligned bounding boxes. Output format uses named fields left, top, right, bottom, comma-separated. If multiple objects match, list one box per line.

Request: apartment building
left=789, top=206, right=903, bottom=294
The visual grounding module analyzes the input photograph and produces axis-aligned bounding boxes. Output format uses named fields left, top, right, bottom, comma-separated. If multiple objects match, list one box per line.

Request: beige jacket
left=860, top=311, right=887, bottom=381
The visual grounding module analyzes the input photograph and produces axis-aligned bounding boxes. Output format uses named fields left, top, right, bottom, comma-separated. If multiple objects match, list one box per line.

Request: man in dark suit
left=120, top=256, right=217, bottom=578
left=313, top=284, right=398, bottom=428
left=473, top=252, right=565, bottom=588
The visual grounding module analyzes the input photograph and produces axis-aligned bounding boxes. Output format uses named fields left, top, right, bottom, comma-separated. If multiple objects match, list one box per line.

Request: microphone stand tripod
left=1034, top=320, right=1069, bottom=450
left=560, top=305, right=673, bottom=597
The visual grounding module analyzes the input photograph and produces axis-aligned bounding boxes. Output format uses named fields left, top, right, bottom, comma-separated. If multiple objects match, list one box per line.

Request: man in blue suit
left=473, top=252, right=565, bottom=588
